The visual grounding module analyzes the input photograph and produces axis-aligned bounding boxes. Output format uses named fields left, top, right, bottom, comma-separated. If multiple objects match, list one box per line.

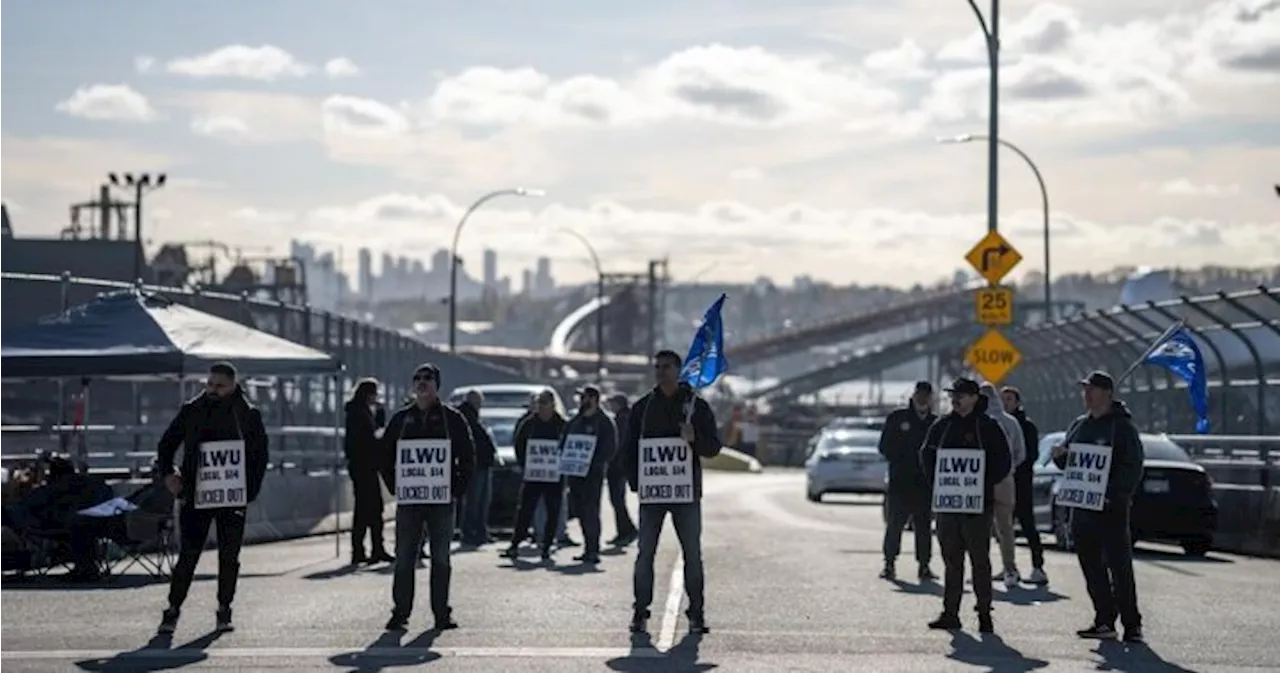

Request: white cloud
left=321, top=96, right=410, bottom=137
left=165, top=45, right=311, bottom=80
left=135, top=55, right=156, bottom=73
left=324, top=57, right=361, bottom=78
left=191, top=115, right=251, bottom=139
left=55, top=84, right=157, bottom=122
left=1155, top=179, right=1242, bottom=197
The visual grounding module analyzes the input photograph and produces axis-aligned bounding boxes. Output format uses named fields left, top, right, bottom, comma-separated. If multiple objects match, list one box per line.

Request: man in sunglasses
left=623, top=349, right=722, bottom=636
left=379, top=363, right=477, bottom=632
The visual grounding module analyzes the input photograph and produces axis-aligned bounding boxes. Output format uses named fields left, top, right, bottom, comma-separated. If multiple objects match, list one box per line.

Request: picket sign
left=932, top=448, right=986, bottom=514
left=524, top=439, right=562, bottom=483
left=560, top=434, right=598, bottom=478
left=396, top=438, right=452, bottom=504
left=195, top=440, right=248, bottom=510
left=638, top=437, right=694, bottom=505
left=1056, top=443, right=1113, bottom=511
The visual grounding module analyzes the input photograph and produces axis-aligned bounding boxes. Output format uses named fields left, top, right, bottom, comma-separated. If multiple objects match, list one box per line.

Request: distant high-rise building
left=522, top=269, right=534, bottom=296
left=534, top=256, right=553, bottom=297
left=358, top=248, right=373, bottom=300
left=483, top=249, right=497, bottom=289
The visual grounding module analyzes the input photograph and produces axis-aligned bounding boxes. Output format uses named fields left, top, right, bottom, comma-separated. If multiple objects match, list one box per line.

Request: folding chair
left=5, top=527, right=76, bottom=578
left=105, top=509, right=177, bottom=579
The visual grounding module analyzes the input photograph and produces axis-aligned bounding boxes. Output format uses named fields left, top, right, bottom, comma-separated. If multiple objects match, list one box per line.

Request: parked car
left=478, top=406, right=529, bottom=530
left=447, top=383, right=567, bottom=417
left=805, top=428, right=888, bottom=502
left=1032, top=431, right=1218, bottom=556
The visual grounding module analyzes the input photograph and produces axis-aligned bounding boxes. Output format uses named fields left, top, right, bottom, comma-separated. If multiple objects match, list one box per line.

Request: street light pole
left=965, top=0, right=1000, bottom=234
left=448, top=187, right=545, bottom=351
left=107, top=172, right=167, bottom=283
left=938, top=134, right=1051, bottom=319
left=556, top=228, right=606, bottom=385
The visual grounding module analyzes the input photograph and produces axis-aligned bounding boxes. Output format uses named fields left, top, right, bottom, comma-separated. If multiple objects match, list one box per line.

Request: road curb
left=702, top=447, right=763, bottom=473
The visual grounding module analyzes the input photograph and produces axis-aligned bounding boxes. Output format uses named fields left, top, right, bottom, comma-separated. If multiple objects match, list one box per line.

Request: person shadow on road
left=947, top=630, right=1049, bottom=673
left=1093, top=640, right=1200, bottom=673
left=74, top=630, right=225, bottom=672
left=608, top=632, right=715, bottom=673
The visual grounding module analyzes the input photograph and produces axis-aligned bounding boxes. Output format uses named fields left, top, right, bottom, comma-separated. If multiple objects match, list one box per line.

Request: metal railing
left=1004, top=286, right=1279, bottom=436
left=1167, top=434, right=1277, bottom=490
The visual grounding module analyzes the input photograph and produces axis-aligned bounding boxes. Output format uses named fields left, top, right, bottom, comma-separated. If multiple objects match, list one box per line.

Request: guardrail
left=1005, top=286, right=1279, bottom=436
left=1168, top=434, right=1277, bottom=490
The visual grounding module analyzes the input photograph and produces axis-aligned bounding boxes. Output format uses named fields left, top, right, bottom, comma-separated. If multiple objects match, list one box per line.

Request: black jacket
left=457, top=401, right=497, bottom=469
left=1053, top=400, right=1145, bottom=504
left=919, top=398, right=1012, bottom=514
left=514, top=412, right=567, bottom=470
left=561, top=410, right=618, bottom=482
left=622, top=384, right=722, bottom=500
left=344, top=400, right=386, bottom=477
left=156, top=386, right=269, bottom=506
left=378, top=401, right=477, bottom=501
left=878, top=406, right=938, bottom=496
left=1010, top=407, right=1040, bottom=475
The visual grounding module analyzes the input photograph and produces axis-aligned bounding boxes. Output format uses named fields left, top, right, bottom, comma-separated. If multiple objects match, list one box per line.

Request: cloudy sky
left=3, top=0, right=1278, bottom=289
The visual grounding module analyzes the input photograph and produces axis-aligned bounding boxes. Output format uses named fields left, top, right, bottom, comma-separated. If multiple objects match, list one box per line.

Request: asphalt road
left=3, top=469, right=1278, bottom=672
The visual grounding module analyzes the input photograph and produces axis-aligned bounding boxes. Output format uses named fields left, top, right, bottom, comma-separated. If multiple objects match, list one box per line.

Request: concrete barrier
left=1212, top=485, right=1280, bottom=558
left=702, top=447, right=763, bottom=473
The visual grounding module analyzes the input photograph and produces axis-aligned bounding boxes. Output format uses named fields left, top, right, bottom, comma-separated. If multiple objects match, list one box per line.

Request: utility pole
left=107, top=172, right=167, bottom=283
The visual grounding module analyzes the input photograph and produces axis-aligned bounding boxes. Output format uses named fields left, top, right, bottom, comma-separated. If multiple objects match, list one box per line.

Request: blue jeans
left=461, top=468, right=492, bottom=544
left=533, top=483, right=568, bottom=539
left=391, top=504, right=454, bottom=621
left=632, top=502, right=705, bottom=617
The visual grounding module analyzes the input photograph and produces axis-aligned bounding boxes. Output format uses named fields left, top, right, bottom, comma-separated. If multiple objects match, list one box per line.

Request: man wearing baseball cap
left=877, top=380, right=938, bottom=582
left=561, top=385, right=618, bottom=564
left=920, top=376, right=1011, bottom=633
left=1051, top=370, right=1146, bottom=643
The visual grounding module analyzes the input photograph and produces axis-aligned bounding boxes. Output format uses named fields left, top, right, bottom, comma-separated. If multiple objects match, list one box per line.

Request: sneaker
left=215, top=606, right=234, bottom=633
left=978, top=613, right=994, bottom=633
left=1077, top=624, right=1118, bottom=639
left=385, top=615, right=408, bottom=631
left=1003, top=569, right=1020, bottom=588
left=629, top=611, right=648, bottom=634
left=557, top=536, right=580, bottom=548
left=573, top=553, right=601, bottom=564
left=157, top=607, right=180, bottom=635
left=434, top=616, right=459, bottom=631
left=879, top=562, right=896, bottom=580
left=928, top=613, right=961, bottom=630
left=1027, top=567, right=1049, bottom=585
left=918, top=565, right=937, bottom=582
left=501, top=546, right=519, bottom=559
left=688, top=613, right=710, bottom=634
left=1123, top=627, right=1144, bottom=643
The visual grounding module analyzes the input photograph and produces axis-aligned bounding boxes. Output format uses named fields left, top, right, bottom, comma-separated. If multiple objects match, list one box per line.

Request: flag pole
left=1114, top=318, right=1186, bottom=388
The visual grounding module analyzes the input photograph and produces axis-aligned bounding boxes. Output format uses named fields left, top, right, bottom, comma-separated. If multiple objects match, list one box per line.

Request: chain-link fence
left=1004, top=286, right=1280, bottom=436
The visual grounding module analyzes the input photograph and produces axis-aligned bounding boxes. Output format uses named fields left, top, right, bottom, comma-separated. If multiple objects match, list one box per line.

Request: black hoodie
left=919, top=396, right=1011, bottom=514
left=344, top=399, right=386, bottom=477
left=1009, top=407, right=1040, bottom=475
left=560, top=409, right=618, bottom=481
left=622, top=384, right=722, bottom=501
left=156, top=386, right=270, bottom=506
left=514, top=411, right=567, bottom=470
left=1053, top=400, right=1145, bottom=504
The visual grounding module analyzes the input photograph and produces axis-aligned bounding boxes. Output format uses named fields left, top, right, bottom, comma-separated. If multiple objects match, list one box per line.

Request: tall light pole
left=555, top=228, right=606, bottom=384
left=938, top=133, right=1052, bottom=319
left=107, top=172, right=167, bottom=283
left=448, top=187, right=545, bottom=351
left=964, top=0, right=1000, bottom=234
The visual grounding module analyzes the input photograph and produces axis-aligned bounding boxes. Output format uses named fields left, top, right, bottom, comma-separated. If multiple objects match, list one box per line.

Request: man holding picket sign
left=380, top=363, right=476, bottom=632
left=502, top=389, right=567, bottom=563
left=919, top=377, right=1011, bottom=634
left=155, top=361, right=269, bottom=635
left=560, top=384, right=617, bottom=564
left=1051, top=370, right=1146, bottom=643
left=625, top=293, right=727, bottom=636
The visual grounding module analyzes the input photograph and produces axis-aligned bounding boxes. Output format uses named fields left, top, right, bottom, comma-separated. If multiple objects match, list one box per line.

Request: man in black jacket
left=1051, top=371, right=1146, bottom=643
left=920, top=377, right=1011, bottom=634
left=561, top=385, right=618, bottom=564
left=156, top=362, right=269, bottom=634
left=379, top=363, right=477, bottom=632
left=1001, top=385, right=1047, bottom=585
left=605, top=393, right=638, bottom=546
left=878, top=380, right=938, bottom=582
left=502, top=389, right=567, bottom=562
left=623, top=350, right=722, bottom=636
left=457, top=390, right=497, bottom=547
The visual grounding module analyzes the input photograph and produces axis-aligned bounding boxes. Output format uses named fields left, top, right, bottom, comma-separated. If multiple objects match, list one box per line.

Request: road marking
left=655, top=553, right=684, bottom=651
left=0, top=646, right=664, bottom=661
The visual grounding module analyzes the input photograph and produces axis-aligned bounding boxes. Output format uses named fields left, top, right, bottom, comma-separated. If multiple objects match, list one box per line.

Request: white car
left=805, top=428, right=888, bottom=502
left=447, top=383, right=567, bottom=417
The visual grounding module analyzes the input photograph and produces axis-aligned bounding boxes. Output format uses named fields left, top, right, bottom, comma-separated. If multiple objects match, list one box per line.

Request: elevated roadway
left=4, top=470, right=1276, bottom=671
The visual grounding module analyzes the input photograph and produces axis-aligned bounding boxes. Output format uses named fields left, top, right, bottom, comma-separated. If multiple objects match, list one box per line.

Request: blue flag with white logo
left=679, top=293, right=728, bottom=390
left=1144, top=327, right=1210, bottom=433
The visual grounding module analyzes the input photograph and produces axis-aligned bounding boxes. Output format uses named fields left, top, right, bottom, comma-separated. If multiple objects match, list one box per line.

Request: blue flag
left=1144, top=327, right=1210, bottom=433
left=679, top=293, right=728, bottom=390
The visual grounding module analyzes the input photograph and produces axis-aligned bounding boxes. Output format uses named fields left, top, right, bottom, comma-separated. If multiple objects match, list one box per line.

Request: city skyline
left=2, top=1, right=1277, bottom=288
